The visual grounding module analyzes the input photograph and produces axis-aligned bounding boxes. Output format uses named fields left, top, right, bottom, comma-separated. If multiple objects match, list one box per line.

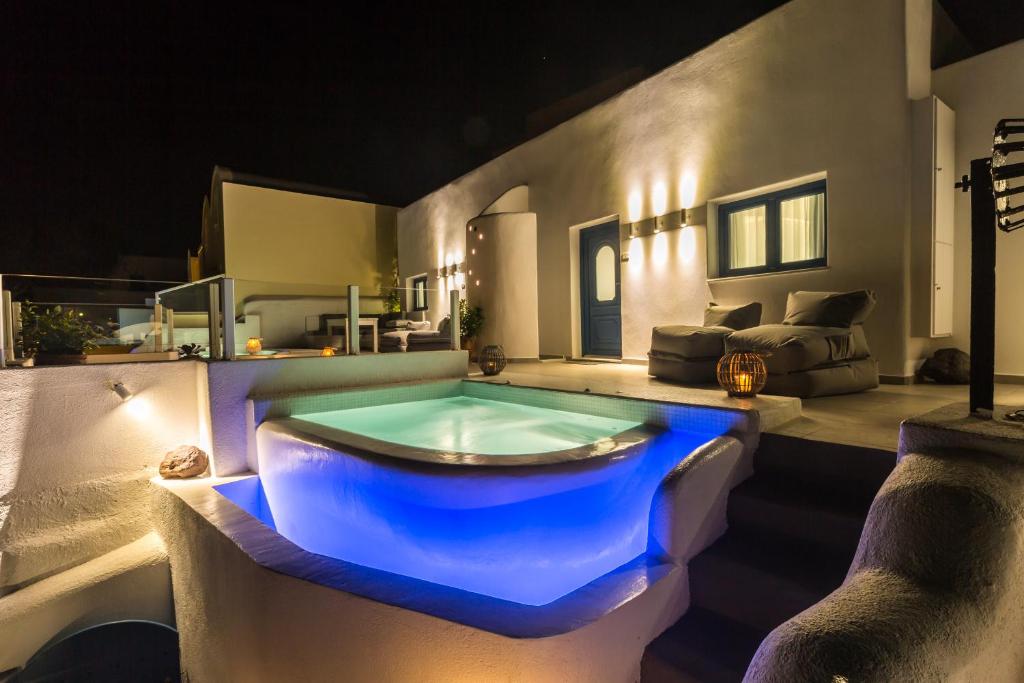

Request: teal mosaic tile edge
left=252, top=379, right=463, bottom=425
left=252, top=377, right=752, bottom=440
left=463, top=381, right=750, bottom=437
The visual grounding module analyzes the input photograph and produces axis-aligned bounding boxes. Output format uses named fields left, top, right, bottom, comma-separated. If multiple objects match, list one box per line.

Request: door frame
left=578, top=219, right=622, bottom=357
left=569, top=215, right=620, bottom=359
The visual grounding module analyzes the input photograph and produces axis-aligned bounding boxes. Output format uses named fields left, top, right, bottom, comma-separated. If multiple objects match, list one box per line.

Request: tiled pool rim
left=250, top=378, right=757, bottom=442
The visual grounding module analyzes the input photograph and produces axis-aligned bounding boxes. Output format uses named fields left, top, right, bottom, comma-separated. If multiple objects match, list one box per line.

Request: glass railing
left=1, top=273, right=460, bottom=368
left=0, top=273, right=184, bottom=368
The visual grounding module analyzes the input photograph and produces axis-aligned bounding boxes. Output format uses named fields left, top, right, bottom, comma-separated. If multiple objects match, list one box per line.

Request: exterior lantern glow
left=716, top=351, right=767, bottom=398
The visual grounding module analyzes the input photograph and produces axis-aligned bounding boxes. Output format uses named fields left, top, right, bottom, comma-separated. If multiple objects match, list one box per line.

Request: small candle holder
left=716, top=351, right=767, bottom=398
left=478, top=344, right=507, bottom=376
left=245, top=337, right=263, bottom=355
left=321, top=346, right=336, bottom=357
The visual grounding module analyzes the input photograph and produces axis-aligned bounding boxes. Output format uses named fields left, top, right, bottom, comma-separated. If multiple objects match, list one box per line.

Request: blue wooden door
left=580, top=221, right=622, bottom=357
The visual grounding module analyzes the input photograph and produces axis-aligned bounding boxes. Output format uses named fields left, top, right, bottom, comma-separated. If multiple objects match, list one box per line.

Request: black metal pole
left=968, top=157, right=996, bottom=417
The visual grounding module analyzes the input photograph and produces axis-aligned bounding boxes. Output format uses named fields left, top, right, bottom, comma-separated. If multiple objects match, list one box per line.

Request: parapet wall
left=0, top=361, right=207, bottom=593
left=746, top=404, right=1024, bottom=682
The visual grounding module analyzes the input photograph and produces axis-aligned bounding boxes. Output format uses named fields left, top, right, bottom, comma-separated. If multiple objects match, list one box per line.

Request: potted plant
left=20, top=303, right=104, bottom=365
left=446, top=299, right=484, bottom=359
left=381, top=258, right=403, bottom=323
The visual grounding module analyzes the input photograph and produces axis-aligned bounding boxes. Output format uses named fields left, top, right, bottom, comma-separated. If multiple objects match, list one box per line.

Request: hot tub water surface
left=296, top=395, right=641, bottom=456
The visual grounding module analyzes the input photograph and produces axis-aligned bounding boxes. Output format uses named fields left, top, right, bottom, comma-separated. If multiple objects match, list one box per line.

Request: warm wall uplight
left=679, top=173, right=698, bottom=209
left=627, top=190, right=643, bottom=223
left=652, top=181, right=668, bottom=216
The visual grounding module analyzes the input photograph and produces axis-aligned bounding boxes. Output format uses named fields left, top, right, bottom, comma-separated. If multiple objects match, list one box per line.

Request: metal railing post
left=347, top=285, right=360, bottom=355
left=0, top=279, right=10, bottom=369
left=222, top=278, right=236, bottom=360
left=449, top=289, right=461, bottom=351
left=208, top=282, right=222, bottom=360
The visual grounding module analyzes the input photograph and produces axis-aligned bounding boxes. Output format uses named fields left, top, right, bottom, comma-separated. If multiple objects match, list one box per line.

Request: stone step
left=727, top=473, right=870, bottom=555
left=753, top=433, right=896, bottom=506
left=641, top=607, right=767, bottom=683
left=689, top=528, right=852, bottom=632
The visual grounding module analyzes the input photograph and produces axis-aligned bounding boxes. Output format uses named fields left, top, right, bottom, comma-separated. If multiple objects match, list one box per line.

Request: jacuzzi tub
left=248, top=381, right=738, bottom=606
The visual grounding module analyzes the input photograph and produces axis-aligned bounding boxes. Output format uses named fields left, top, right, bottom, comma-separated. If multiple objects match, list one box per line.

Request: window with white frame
left=717, top=179, right=827, bottom=277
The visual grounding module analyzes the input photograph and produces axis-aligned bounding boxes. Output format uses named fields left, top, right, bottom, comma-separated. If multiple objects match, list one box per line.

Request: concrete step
left=689, top=529, right=852, bottom=632
left=753, top=434, right=896, bottom=507
left=727, top=473, right=870, bottom=555
left=641, top=607, right=767, bottom=683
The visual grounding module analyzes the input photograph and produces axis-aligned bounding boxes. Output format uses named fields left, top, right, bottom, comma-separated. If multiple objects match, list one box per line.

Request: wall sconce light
left=111, top=382, right=134, bottom=401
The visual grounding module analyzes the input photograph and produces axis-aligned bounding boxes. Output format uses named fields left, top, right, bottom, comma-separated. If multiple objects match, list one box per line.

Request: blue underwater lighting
left=251, top=409, right=714, bottom=606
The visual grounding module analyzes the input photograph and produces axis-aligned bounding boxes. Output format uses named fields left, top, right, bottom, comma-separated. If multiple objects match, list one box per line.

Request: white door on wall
left=933, top=241, right=954, bottom=337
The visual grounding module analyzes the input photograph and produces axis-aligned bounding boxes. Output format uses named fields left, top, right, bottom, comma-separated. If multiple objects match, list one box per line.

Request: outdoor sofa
left=725, top=290, right=879, bottom=398
left=647, top=302, right=763, bottom=383
left=648, top=290, right=879, bottom=398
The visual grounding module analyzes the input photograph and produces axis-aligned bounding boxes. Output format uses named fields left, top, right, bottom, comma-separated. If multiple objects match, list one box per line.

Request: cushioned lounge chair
left=647, top=302, right=762, bottom=383
left=725, top=290, right=879, bottom=398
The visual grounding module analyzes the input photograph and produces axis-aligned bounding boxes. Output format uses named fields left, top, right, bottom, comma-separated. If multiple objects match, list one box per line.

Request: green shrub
left=20, top=303, right=104, bottom=355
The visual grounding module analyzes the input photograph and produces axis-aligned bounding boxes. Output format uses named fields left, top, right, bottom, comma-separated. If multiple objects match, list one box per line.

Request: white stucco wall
left=0, top=361, right=207, bottom=592
left=932, top=39, right=1024, bottom=378
left=398, top=0, right=916, bottom=375
left=465, top=213, right=540, bottom=359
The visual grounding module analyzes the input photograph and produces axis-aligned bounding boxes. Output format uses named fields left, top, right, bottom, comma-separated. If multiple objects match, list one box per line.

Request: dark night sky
left=2, top=1, right=1021, bottom=277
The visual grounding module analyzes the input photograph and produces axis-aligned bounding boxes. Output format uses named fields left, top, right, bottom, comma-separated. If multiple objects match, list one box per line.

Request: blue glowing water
left=256, top=389, right=720, bottom=610
left=294, top=395, right=641, bottom=455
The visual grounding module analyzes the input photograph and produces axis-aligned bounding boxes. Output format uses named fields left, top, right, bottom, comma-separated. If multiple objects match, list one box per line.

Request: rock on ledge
left=159, top=446, right=209, bottom=479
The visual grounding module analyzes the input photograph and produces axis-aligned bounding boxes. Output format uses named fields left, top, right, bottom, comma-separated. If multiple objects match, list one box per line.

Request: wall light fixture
left=111, top=382, right=133, bottom=401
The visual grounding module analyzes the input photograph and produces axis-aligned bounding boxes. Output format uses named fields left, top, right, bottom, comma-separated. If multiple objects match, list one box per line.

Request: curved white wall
left=465, top=213, right=540, bottom=359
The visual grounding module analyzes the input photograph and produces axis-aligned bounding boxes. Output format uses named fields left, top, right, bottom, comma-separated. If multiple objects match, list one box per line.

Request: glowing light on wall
left=627, top=190, right=643, bottom=223
left=679, top=173, right=698, bottom=209
left=123, top=395, right=152, bottom=420
left=652, top=232, right=669, bottom=269
left=652, top=182, right=668, bottom=216
left=678, top=226, right=697, bottom=265
left=627, top=236, right=645, bottom=270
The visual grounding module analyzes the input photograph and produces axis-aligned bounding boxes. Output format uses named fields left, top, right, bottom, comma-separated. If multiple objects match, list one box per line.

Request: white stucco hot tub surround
left=157, top=379, right=766, bottom=682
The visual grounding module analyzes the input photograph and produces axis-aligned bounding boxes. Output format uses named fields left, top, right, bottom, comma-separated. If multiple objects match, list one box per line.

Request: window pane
left=728, top=205, right=766, bottom=269
left=594, top=245, right=616, bottom=301
left=780, top=192, right=825, bottom=263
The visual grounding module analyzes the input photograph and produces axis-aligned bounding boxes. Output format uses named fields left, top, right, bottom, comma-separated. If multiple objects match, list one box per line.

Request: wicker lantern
left=245, top=337, right=263, bottom=355
left=716, top=351, right=767, bottom=398
left=478, top=345, right=507, bottom=376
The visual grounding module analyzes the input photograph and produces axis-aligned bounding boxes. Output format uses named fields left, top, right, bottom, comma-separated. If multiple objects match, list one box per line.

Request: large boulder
left=159, top=445, right=209, bottom=479
left=918, top=347, right=970, bottom=384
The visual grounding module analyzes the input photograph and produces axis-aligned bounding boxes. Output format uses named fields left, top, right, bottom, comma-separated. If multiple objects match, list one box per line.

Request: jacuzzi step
left=641, top=606, right=766, bottom=683
left=727, top=474, right=870, bottom=555
left=688, top=529, right=852, bottom=632
left=753, top=433, right=896, bottom=505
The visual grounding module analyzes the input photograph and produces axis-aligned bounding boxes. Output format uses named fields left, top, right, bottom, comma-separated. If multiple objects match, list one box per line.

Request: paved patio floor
left=486, top=360, right=1024, bottom=452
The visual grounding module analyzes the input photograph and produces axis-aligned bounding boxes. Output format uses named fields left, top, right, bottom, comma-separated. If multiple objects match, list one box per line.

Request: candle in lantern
left=736, top=372, right=753, bottom=394
left=321, top=347, right=336, bottom=357
left=245, top=337, right=262, bottom=355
